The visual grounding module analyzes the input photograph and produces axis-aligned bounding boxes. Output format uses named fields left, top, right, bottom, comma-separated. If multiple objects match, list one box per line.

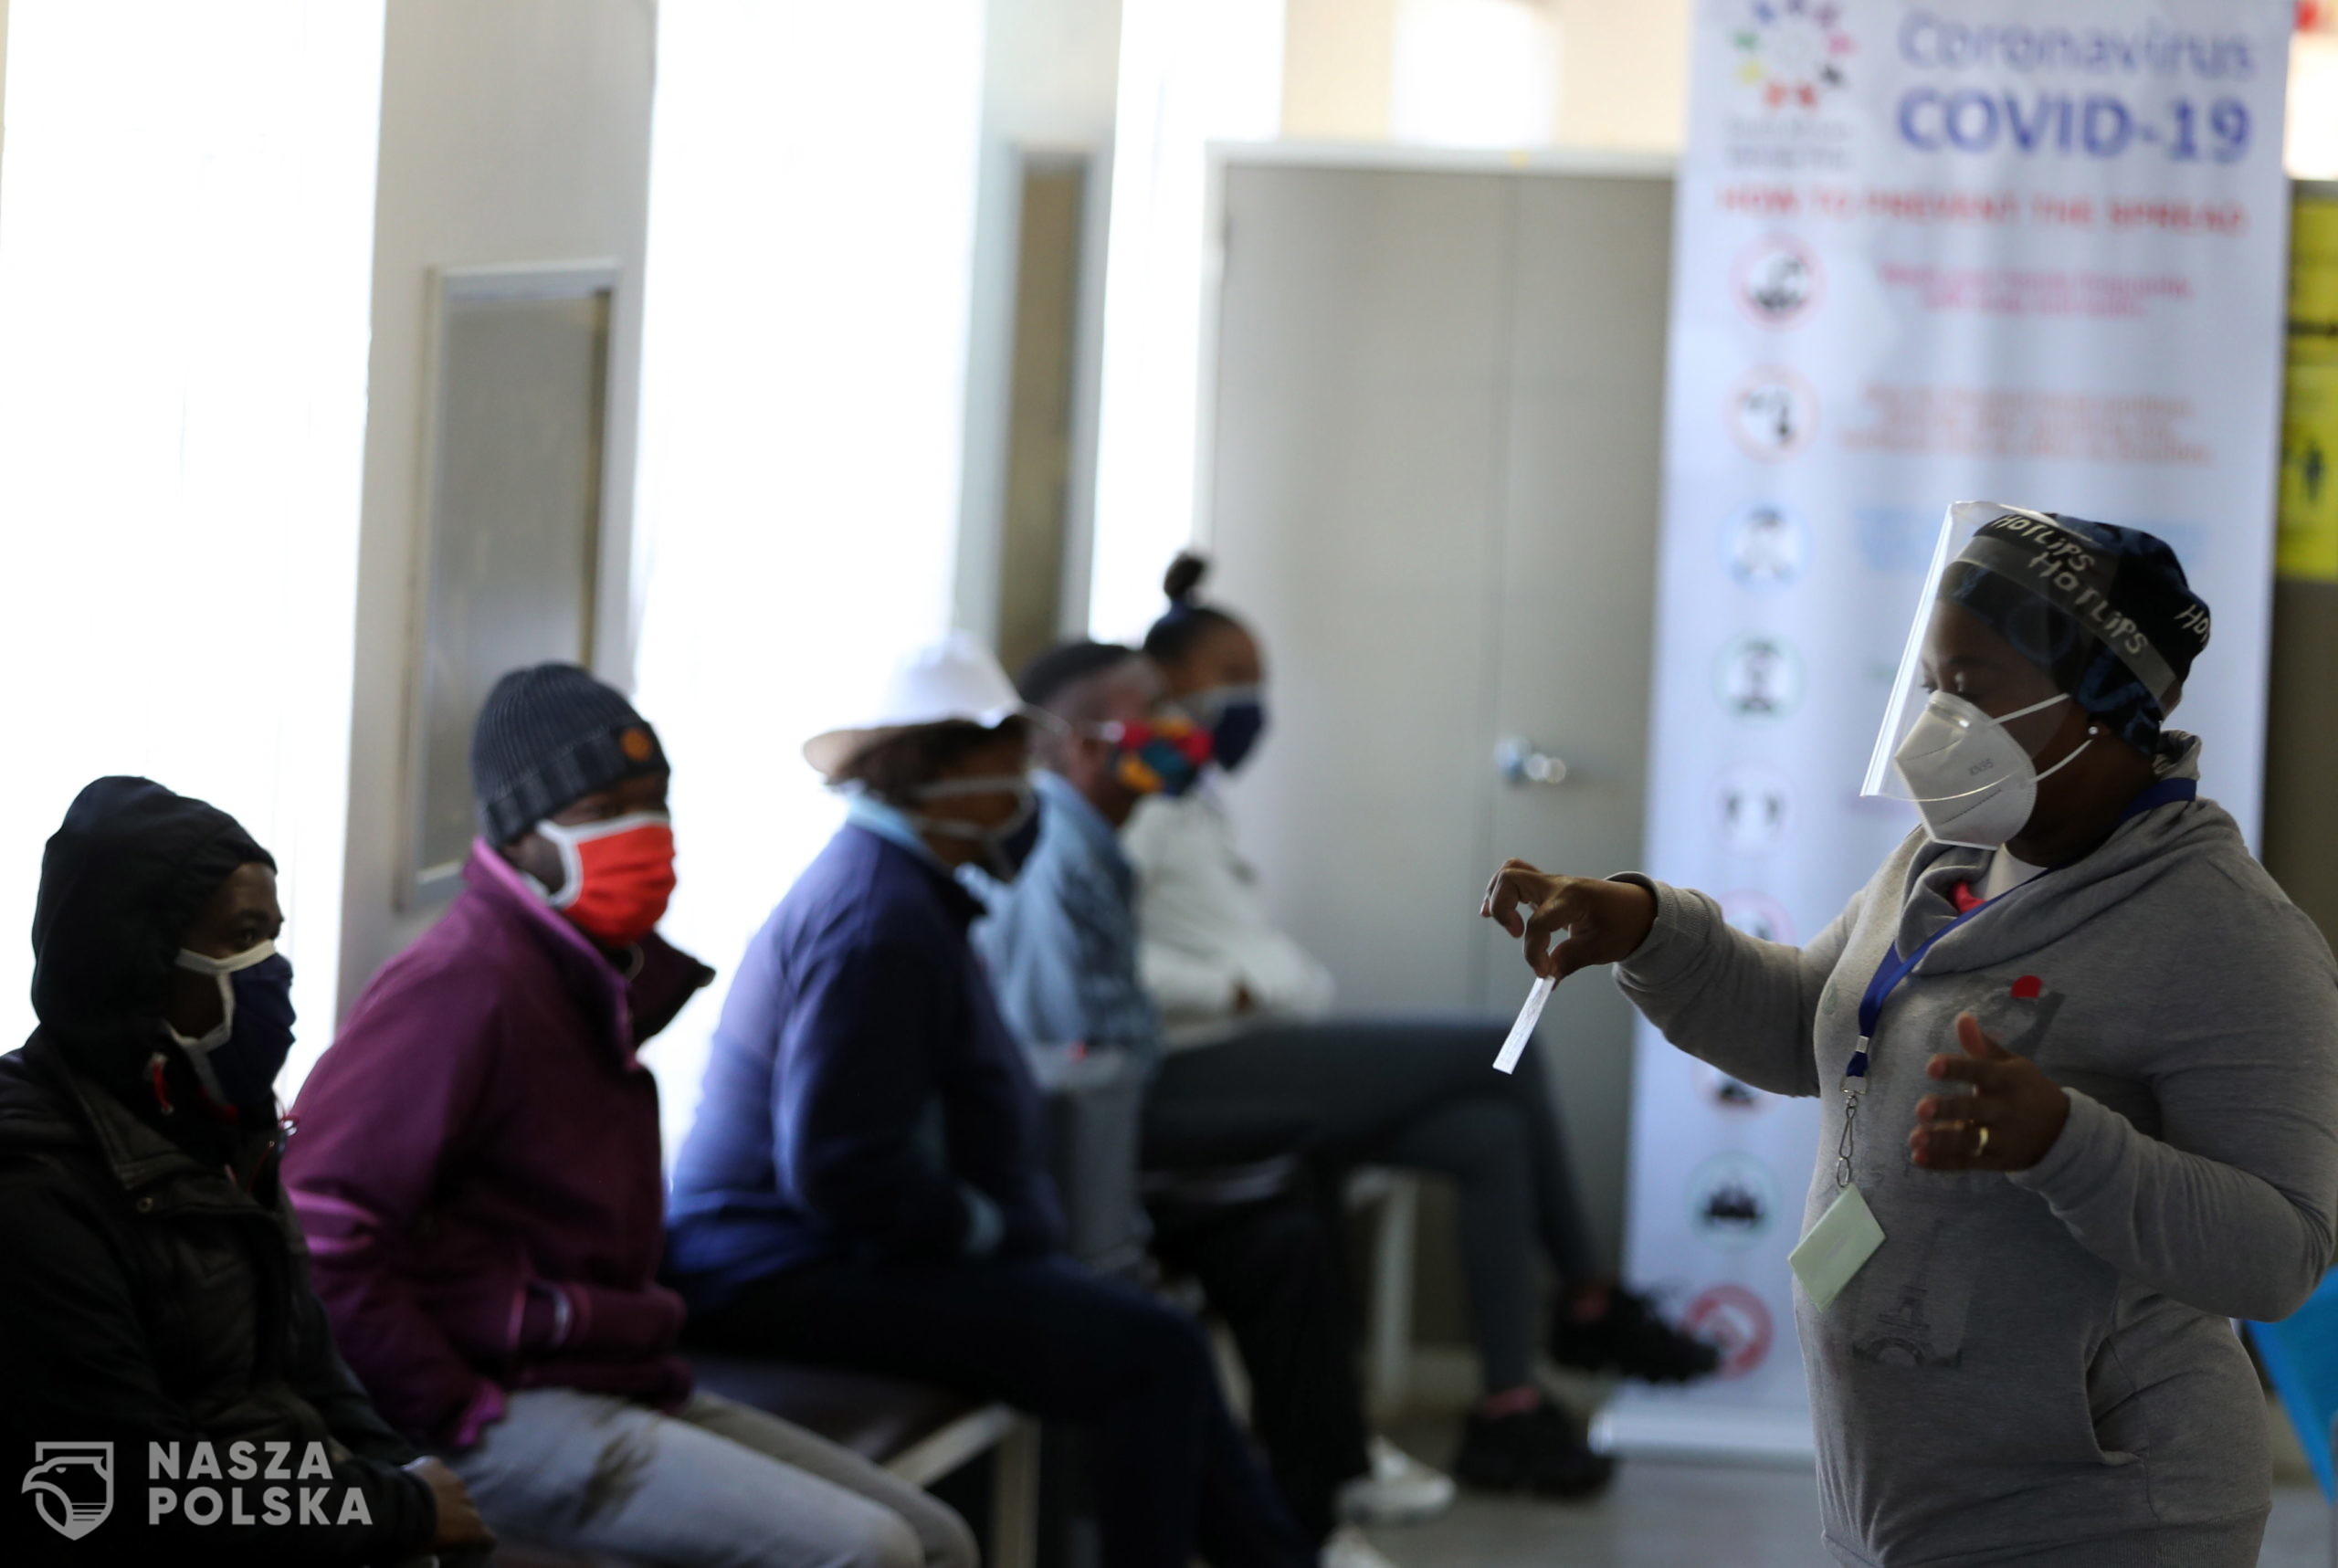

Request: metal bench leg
left=990, top=1416, right=1039, bottom=1568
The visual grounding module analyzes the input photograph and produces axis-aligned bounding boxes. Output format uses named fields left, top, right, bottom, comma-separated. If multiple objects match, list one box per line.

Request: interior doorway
left=1196, top=149, right=1675, bottom=1299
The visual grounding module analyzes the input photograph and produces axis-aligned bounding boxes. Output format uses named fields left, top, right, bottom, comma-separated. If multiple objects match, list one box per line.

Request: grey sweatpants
left=443, top=1387, right=977, bottom=1568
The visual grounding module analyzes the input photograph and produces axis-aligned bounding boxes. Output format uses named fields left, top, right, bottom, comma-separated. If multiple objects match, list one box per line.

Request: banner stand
left=1611, top=0, right=2292, bottom=1462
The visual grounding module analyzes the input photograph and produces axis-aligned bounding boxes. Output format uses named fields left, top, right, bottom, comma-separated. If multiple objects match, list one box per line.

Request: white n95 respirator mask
left=1890, top=691, right=2093, bottom=848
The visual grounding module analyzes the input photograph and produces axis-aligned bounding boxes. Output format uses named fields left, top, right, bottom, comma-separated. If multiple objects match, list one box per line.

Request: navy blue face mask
left=1186, top=686, right=1269, bottom=774
left=172, top=946, right=297, bottom=1110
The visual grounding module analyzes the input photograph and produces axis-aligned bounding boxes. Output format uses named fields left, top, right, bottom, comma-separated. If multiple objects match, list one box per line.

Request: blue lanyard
left=1844, top=776, right=2196, bottom=1086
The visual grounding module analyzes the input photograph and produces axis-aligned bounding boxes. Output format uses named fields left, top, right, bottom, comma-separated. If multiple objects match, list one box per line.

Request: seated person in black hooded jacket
left=0, top=777, right=491, bottom=1566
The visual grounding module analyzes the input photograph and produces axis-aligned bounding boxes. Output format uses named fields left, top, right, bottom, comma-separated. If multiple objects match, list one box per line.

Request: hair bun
left=1163, top=552, right=1210, bottom=606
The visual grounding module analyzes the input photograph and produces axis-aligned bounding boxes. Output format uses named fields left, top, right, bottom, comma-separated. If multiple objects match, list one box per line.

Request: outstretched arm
left=1482, top=863, right=1856, bottom=1100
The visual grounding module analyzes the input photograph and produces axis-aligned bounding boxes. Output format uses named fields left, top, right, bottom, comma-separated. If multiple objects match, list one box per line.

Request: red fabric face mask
left=537, top=811, right=676, bottom=948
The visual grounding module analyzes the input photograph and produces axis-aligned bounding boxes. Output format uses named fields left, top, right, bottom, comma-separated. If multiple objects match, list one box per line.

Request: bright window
left=1390, top=0, right=1562, bottom=149
left=2291, top=30, right=2338, bottom=181
left=629, top=0, right=988, bottom=1159
left=1088, top=0, right=1288, bottom=640
left=0, top=2, right=385, bottom=1079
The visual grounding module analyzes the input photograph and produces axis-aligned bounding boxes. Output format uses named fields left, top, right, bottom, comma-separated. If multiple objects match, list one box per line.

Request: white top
left=1122, top=788, right=1336, bottom=1049
left=1981, top=847, right=2046, bottom=900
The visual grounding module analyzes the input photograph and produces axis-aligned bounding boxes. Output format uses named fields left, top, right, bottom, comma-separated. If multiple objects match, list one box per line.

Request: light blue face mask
left=911, top=773, right=1044, bottom=879
left=848, top=778, right=1045, bottom=880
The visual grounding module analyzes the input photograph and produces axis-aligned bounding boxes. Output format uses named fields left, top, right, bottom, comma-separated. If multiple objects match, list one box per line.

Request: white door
left=1201, top=153, right=1673, bottom=1262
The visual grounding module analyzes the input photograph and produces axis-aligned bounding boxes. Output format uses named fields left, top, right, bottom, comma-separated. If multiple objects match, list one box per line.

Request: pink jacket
left=285, top=844, right=712, bottom=1447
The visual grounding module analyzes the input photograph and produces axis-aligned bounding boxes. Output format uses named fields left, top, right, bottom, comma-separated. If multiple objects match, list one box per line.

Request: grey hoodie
left=1617, top=739, right=2338, bottom=1567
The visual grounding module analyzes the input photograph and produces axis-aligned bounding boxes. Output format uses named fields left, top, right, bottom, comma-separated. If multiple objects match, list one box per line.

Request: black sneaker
left=1451, top=1402, right=1616, bottom=1500
left=1551, top=1288, right=1722, bottom=1384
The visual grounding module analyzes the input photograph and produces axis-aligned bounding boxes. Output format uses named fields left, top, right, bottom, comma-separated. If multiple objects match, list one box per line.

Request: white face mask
left=1890, top=691, right=2093, bottom=848
left=167, top=941, right=279, bottom=1054
left=910, top=773, right=1043, bottom=879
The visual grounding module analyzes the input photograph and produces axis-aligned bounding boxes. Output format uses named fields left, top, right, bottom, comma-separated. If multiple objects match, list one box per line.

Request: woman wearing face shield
left=667, top=634, right=1315, bottom=1568
left=1485, top=507, right=2338, bottom=1567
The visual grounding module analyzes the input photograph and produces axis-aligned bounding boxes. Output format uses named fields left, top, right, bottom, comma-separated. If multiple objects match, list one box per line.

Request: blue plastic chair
left=2248, top=1268, right=2338, bottom=1500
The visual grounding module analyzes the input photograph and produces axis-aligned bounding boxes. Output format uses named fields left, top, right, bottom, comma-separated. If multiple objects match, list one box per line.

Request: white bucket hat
left=804, top=630, right=1029, bottom=781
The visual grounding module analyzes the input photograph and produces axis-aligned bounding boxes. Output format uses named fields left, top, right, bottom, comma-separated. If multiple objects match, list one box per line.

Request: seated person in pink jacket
left=285, top=664, right=975, bottom=1568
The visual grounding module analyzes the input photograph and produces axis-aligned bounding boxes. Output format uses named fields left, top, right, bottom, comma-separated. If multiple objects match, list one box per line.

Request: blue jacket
left=667, top=822, right=1063, bottom=1307
left=975, top=771, right=1164, bottom=1068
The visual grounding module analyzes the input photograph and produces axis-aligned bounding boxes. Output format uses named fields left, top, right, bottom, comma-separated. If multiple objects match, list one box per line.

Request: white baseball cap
left=804, top=630, right=1029, bottom=781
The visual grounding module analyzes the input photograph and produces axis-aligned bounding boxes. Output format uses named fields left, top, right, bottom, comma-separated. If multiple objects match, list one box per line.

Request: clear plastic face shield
left=1861, top=503, right=2184, bottom=846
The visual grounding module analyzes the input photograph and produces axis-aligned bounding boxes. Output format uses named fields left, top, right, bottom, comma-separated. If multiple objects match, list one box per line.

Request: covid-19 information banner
left=1601, top=1, right=2294, bottom=1458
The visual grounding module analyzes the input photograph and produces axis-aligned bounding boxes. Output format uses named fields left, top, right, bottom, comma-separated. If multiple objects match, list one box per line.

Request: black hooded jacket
left=0, top=778, right=435, bottom=1565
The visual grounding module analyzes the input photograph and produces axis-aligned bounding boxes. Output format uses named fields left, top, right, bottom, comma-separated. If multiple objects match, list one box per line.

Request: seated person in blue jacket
left=287, top=665, right=974, bottom=1568
left=0, top=777, right=490, bottom=1567
left=974, top=640, right=1463, bottom=1559
left=666, top=632, right=1317, bottom=1568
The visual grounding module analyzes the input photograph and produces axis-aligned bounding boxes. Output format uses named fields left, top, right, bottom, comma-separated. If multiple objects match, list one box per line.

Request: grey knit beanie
left=470, top=664, right=668, bottom=845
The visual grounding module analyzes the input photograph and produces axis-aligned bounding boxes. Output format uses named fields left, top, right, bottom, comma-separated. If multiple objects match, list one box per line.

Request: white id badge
left=1789, top=1184, right=1885, bottom=1311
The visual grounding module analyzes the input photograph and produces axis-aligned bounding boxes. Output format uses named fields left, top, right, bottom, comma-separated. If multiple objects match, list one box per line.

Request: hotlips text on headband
left=1861, top=502, right=2201, bottom=798
left=535, top=811, right=677, bottom=948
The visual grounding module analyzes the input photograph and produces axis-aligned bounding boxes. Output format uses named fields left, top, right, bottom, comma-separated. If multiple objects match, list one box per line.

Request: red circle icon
left=1682, top=1283, right=1775, bottom=1380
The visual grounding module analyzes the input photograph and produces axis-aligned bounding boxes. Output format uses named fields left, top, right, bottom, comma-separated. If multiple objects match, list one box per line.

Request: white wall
left=1281, top=0, right=1689, bottom=150
left=1282, top=0, right=1395, bottom=140
left=332, top=0, right=658, bottom=1061
left=954, top=0, right=1125, bottom=647
left=1551, top=0, right=1688, bottom=151
left=0, top=3, right=11, bottom=217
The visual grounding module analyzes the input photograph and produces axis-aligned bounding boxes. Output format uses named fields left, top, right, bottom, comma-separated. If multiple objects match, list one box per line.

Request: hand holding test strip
left=1480, top=859, right=1660, bottom=1072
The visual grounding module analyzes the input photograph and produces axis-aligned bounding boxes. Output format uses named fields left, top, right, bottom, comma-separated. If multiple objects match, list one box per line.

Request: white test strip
left=1493, top=973, right=1556, bottom=1074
